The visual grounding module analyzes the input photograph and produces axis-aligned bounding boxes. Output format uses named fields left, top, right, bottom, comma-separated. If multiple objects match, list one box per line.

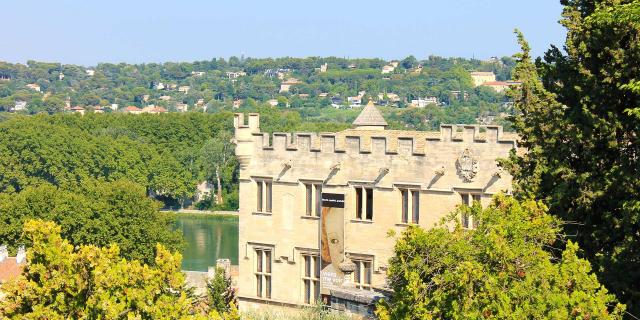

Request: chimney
left=0, top=245, right=7, bottom=262
left=16, top=245, right=26, bottom=264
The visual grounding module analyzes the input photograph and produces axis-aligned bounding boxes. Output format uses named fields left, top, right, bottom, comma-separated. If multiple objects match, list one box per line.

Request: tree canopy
left=507, top=0, right=640, bottom=313
left=376, top=195, right=624, bottom=319
left=0, top=220, right=239, bottom=320
left=0, top=180, right=184, bottom=265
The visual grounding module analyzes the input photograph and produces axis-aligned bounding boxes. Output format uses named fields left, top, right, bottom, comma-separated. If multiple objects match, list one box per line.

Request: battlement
left=233, top=113, right=518, bottom=170
left=251, top=126, right=516, bottom=155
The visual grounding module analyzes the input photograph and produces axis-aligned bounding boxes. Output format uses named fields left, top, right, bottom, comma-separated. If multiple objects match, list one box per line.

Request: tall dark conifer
left=509, top=0, right=640, bottom=313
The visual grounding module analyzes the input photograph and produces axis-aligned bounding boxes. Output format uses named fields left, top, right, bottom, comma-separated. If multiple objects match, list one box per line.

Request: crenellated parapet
left=234, top=112, right=518, bottom=159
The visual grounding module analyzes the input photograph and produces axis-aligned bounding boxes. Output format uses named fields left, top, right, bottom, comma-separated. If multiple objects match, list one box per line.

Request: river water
left=175, top=214, right=239, bottom=271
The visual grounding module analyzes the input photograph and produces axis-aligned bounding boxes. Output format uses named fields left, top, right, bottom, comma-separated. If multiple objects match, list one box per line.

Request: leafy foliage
left=376, top=195, right=624, bottom=319
left=207, top=267, right=237, bottom=315
left=0, top=55, right=516, bottom=129
left=0, top=220, right=200, bottom=319
left=0, top=180, right=184, bottom=265
left=507, top=0, right=640, bottom=313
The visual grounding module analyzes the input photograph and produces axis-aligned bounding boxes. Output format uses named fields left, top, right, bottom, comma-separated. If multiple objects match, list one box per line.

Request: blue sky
left=0, top=0, right=566, bottom=66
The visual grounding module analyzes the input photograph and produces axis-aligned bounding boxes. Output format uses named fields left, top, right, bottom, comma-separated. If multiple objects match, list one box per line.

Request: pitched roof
left=0, top=257, right=23, bottom=283
left=353, top=101, right=388, bottom=127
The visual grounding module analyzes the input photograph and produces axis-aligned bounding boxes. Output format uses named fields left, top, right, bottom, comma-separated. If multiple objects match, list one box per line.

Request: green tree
left=376, top=195, right=624, bottom=319
left=0, top=220, right=205, bottom=319
left=0, top=180, right=185, bottom=265
left=198, top=131, right=235, bottom=206
left=207, top=267, right=237, bottom=315
left=506, top=0, right=640, bottom=312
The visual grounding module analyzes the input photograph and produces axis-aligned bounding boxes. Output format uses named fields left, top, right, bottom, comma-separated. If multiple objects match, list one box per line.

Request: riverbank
left=162, top=208, right=239, bottom=216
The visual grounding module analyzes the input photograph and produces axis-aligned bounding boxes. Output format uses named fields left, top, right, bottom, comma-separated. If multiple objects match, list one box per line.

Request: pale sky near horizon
left=0, top=0, right=566, bottom=66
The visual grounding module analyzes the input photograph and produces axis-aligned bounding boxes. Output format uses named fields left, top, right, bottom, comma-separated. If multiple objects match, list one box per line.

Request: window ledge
left=300, top=215, right=320, bottom=220
left=252, top=211, right=273, bottom=216
left=395, top=223, right=419, bottom=227
left=350, top=219, right=374, bottom=224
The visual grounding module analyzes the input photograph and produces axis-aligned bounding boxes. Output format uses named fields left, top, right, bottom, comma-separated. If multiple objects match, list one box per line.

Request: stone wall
left=234, top=113, right=518, bottom=311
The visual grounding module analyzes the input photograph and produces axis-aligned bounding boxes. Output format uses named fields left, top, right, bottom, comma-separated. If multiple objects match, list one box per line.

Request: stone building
left=233, top=102, right=518, bottom=315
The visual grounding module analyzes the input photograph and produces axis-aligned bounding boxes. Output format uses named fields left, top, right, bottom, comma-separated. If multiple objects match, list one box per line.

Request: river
left=175, top=213, right=239, bottom=271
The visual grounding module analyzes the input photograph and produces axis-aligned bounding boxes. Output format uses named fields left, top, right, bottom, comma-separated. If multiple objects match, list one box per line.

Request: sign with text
left=320, top=193, right=345, bottom=292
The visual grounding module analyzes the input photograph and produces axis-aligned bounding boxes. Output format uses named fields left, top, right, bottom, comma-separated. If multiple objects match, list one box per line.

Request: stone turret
left=352, top=100, right=387, bottom=130
left=233, top=113, right=260, bottom=173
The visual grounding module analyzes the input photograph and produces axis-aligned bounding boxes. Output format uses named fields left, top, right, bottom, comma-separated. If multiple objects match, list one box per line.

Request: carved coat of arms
left=456, top=148, right=478, bottom=182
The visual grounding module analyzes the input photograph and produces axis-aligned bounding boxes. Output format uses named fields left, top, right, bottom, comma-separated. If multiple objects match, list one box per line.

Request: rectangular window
left=401, top=189, right=409, bottom=223
left=355, top=187, right=373, bottom=220
left=257, top=182, right=263, bottom=212
left=411, top=190, right=420, bottom=224
left=400, top=189, right=420, bottom=224
left=306, top=184, right=313, bottom=215
left=305, top=183, right=322, bottom=217
left=460, top=193, right=481, bottom=229
left=353, top=258, right=373, bottom=290
left=255, top=248, right=272, bottom=299
left=365, top=188, right=373, bottom=220
left=256, top=180, right=273, bottom=213
left=265, top=181, right=272, bottom=213
left=355, top=187, right=363, bottom=219
left=302, top=254, right=320, bottom=304
left=315, top=184, right=322, bottom=217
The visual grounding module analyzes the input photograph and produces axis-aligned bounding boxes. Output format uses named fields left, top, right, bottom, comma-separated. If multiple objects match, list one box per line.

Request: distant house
left=279, top=78, right=300, bottom=93
left=93, top=106, right=105, bottom=113
left=378, top=93, right=400, bottom=103
left=226, top=71, right=246, bottom=79
left=347, top=96, right=362, bottom=107
left=381, top=65, right=395, bottom=74
left=390, top=61, right=399, bottom=68
left=267, top=99, right=278, bottom=107
left=196, top=98, right=205, bottom=106
left=0, top=245, right=25, bottom=285
left=410, top=97, right=438, bottom=108
left=233, top=99, right=244, bottom=109
left=318, top=92, right=329, bottom=98
left=176, top=103, right=189, bottom=112
left=70, top=106, right=85, bottom=115
left=298, top=93, right=309, bottom=99
left=178, top=86, right=190, bottom=94
left=124, top=106, right=143, bottom=114
left=109, top=104, right=119, bottom=111
left=11, top=100, right=27, bottom=112
left=450, top=90, right=469, bottom=101
left=470, top=71, right=496, bottom=87
left=142, top=106, right=168, bottom=114
left=166, top=84, right=178, bottom=90
left=411, top=65, right=423, bottom=75
left=481, top=81, right=521, bottom=93
left=191, top=71, right=206, bottom=77
left=26, top=83, right=41, bottom=92
left=142, top=94, right=150, bottom=102
left=318, top=63, right=328, bottom=73
left=86, top=69, right=95, bottom=76
left=159, top=95, right=172, bottom=101
left=330, top=96, right=344, bottom=108
left=347, top=63, right=356, bottom=69
left=155, top=82, right=165, bottom=90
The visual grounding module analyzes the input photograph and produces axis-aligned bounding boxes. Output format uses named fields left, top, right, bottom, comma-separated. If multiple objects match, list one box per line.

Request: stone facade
left=233, top=106, right=518, bottom=313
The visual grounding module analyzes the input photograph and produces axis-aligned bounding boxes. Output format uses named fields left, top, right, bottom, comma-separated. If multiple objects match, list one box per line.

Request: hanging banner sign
left=320, top=193, right=345, bottom=293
